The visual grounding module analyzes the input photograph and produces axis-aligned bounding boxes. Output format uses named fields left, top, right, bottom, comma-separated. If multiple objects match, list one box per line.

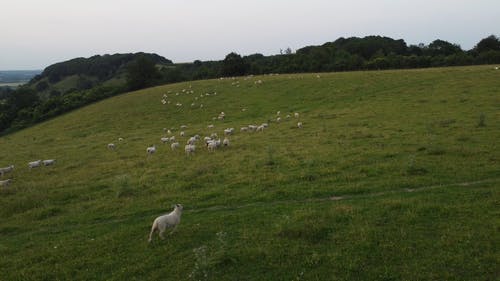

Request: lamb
left=180, top=131, right=185, bottom=137
left=42, top=159, right=56, bottom=166
left=108, top=143, right=116, bottom=150
left=148, top=204, right=183, bottom=242
left=256, top=125, right=265, bottom=132
left=28, top=160, right=42, bottom=169
left=224, top=128, right=234, bottom=135
left=185, top=144, right=196, bottom=155
left=0, top=165, right=14, bottom=177
left=169, top=136, right=176, bottom=142
left=276, top=117, right=281, bottom=122
left=180, top=125, right=188, bottom=129
left=0, top=179, right=12, bottom=187
left=187, top=136, right=197, bottom=145
left=170, top=142, right=180, bottom=150
left=297, top=122, right=303, bottom=128
left=118, top=137, right=124, bottom=142
left=223, top=137, right=230, bottom=146
left=207, top=124, right=214, bottom=129
left=161, top=137, right=170, bottom=143
left=240, top=127, right=249, bottom=132
left=147, top=145, right=156, bottom=155
left=294, top=112, right=300, bottom=118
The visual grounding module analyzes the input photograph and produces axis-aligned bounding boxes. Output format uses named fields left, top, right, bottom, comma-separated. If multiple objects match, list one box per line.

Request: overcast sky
left=1, top=0, right=499, bottom=70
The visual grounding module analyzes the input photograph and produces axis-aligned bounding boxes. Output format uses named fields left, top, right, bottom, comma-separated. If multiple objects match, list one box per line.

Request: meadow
left=0, top=65, right=498, bottom=280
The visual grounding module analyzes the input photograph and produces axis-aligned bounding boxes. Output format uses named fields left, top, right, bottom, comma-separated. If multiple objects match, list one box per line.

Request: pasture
left=0, top=65, right=498, bottom=280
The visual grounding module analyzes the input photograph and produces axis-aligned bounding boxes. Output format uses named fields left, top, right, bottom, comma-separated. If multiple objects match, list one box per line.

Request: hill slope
left=0, top=66, right=498, bottom=280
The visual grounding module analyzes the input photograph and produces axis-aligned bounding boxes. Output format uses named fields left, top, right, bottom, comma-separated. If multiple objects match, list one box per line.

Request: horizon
left=2, top=0, right=500, bottom=70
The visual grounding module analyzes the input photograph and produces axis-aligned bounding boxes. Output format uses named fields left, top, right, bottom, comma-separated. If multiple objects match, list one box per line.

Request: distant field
left=0, top=66, right=498, bottom=280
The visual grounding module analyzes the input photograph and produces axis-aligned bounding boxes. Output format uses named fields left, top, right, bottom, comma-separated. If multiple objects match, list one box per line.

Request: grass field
left=0, top=65, right=499, bottom=280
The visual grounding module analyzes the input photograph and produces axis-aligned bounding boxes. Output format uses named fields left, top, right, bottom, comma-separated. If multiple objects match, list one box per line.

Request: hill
left=0, top=65, right=499, bottom=280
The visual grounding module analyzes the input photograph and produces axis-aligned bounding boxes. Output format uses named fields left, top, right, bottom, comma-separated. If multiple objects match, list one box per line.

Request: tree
left=222, top=52, right=248, bottom=76
left=474, top=35, right=500, bottom=53
left=426, top=39, right=462, bottom=56
left=126, top=55, right=160, bottom=90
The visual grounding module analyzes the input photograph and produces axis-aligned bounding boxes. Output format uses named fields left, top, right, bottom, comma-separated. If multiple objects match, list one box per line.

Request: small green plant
left=478, top=113, right=486, bottom=127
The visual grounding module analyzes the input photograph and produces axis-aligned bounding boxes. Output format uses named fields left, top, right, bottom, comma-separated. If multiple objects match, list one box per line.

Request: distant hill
left=0, top=70, right=41, bottom=84
left=27, top=53, right=172, bottom=99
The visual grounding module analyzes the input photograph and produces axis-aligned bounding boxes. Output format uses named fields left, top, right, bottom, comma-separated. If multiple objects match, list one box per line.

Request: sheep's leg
left=168, top=225, right=178, bottom=235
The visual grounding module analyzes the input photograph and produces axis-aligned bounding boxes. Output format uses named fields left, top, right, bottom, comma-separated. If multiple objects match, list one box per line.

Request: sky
left=1, top=0, right=499, bottom=70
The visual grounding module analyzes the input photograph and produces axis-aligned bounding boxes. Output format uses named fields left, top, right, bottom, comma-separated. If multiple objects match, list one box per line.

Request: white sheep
left=148, top=204, right=183, bottom=242
left=297, top=122, right=303, bottom=128
left=248, top=125, right=258, bottom=131
left=294, top=112, right=300, bottom=118
left=170, top=142, right=180, bottom=150
left=0, top=165, right=14, bottom=177
left=180, top=131, right=185, bottom=137
left=256, top=125, right=265, bottom=132
left=161, top=137, right=170, bottom=143
left=118, top=137, right=124, bottom=142
left=108, top=143, right=116, bottom=150
left=207, top=124, right=214, bottom=129
left=240, top=127, right=248, bottom=132
left=223, top=137, right=230, bottom=146
left=224, top=128, right=234, bottom=135
left=42, top=159, right=56, bottom=166
left=276, top=117, right=281, bottom=122
left=187, top=137, right=197, bottom=145
left=276, top=111, right=281, bottom=116
left=180, top=125, right=188, bottom=129
left=0, top=179, right=12, bottom=187
left=261, top=123, right=269, bottom=128
left=169, top=136, right=176, bottom=142
left=185, top=144, right=196, bottom=155
left=147, top=145, right=156, bottom=155
left=286, top=114, right=291, bottom=119
left=28, top=160, right=42, bottom=169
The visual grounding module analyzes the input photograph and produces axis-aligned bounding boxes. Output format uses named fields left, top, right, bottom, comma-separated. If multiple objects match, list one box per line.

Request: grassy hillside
left=0, top=66, right=498, bottom=280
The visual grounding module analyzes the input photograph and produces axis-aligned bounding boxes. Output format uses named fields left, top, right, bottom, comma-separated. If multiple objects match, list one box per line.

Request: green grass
left=0, top=65, right=499, bottom=280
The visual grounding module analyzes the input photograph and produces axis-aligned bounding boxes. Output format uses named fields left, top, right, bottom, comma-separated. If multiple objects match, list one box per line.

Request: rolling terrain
left=0, top=65, right=498, bottom=280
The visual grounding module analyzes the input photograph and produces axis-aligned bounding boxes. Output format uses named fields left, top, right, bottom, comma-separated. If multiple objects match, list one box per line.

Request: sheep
left=224, top=128, right=234, bottom=135
left=187, top=136, right=197, bottom=145
left=118, top=137, right=124, bottom=142
left=207, top=124, right=214, bottom=129
left=42, top=159, right=56, bottom=166
left=185, top=144, right=196, bottom=155
left=161, top=137, right=170, bottom=144
left=256, top=125, right=265, bottom=132
left=495, top=66, right=499, bottom=70
left=223, top=137, right=230, bottom=146
left=147, top=145, right=156, bottom=155
left=0, top=179, right=12, bottom=187
left=297, top=122, right=303, bottom=128
left=0, top=165, right=14, bottom=177
left=276, top=117, right=281, bottom=122
left=108, top=143, right=116, bottom=150
left=169, top=136, right=176, bottom=142
left=28, top=160, right=42, bottom=169
left=276, top=111, right=281, bottom=116
left=210, top=133, right=218, bottom=139
left=207, top=141, right=217, bottom=152
left=148, top=204, right=183, bottom=242
left=170, top=142, right=180, bottom=150
left=286, top=114, right=291, bottom=119
left=248, top=125, right=258, bottom=131
left=180, top=125, right=188, bottom=129
left=180, top=131, right=185, bottom=137
left=240, top=127, right=248, bottom=132
left=261, top=123, right=269, bottom=128
left=294, top=112, right=300, bottom=118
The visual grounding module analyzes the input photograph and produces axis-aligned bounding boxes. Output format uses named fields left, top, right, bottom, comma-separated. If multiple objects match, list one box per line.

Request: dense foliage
left=1, top=35, right=499, bottom=135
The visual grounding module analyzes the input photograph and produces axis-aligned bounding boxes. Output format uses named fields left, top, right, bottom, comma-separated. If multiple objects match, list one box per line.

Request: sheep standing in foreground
left=28, top=160, right=42, bottom=169
left=42, top=159, right=56, bottom=166
left=147, top=145, right=156, bottom=155
left=0, top=165, right=14, bottom=177
left=148, top=204, right=183, bottom=242
left=0, top=179, right=12, bottom=187
left=171, top=142, right=180, bottom=150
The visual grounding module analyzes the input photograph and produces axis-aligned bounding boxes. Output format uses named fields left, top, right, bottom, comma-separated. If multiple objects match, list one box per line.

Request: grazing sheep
left=207, top=141, right=217, bottom=152
left=0, top=165, right=14, bottom=177
left=223, top=137, right=230, bottom=146
left=185, top=144, right=196, bottom=155
left=297, top=122, right=303, bottom=128
left=0, top=179, right=12, bottom=187
left=108, top=143, right=116, bottom=150
left=169, top=136, right=176, bottom=142
left=28, top=160, right=42, bottom=169
left=187, top=137, right=197, bottom=145
left=276, top=117, right=281, bottom=122
left=161, top=137, right=170, bottom=143
left=147, top=145, right=156, bottom=155
left=256, top=125, right=265, bottom=132
left=170, top=142, right=180, bottom=150
left=118, top=137, right=124, bottom=142
left=224, top=128, right=234, bottom=135
left=148, top=204, right=183, bottom=242
left=286, top=114, right=291, bottom=119
left=240, top=126, right=248, bottom=132
left=248, top=125, right=258, bottom=131
left=261, top=123, right=269, bottom=128
left=42, top=159, right=56, bottom=166
left=276, top=111, right=280, bottom=116
left=210, top=133, right=218, bottom=139
left=180, top=131, right=185, bottom=137
left=294, top=112, right=300, bottom=118
left=180, top=125, right=188, bottom=129
left=207, top=124, right=214, bottom=129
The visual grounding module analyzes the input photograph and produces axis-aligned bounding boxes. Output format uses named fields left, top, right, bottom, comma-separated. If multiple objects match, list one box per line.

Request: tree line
left=1, top=35, right=499, bottom=135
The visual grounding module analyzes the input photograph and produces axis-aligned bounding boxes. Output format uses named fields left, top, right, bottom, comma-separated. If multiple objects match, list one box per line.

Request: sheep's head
left=175, top=204, right=183, bottom=211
